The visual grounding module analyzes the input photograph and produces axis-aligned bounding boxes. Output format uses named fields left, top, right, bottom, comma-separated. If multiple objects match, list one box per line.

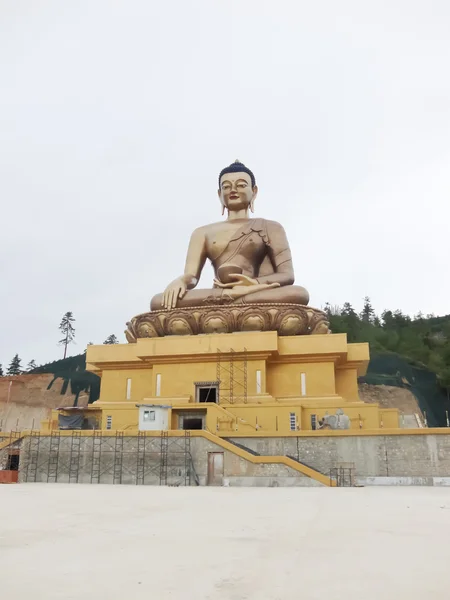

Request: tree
left=103, top=334, right=119, bottom=345
left=360, top=296, right=375, bottom=323
left=340, top=302, right=361, bottom=342
left=0, top=363, right=3, bottom=377
left=341, top=302, right=357, bottom=317
left=323, top=303, right=341, bottom=317
left=27, top=359, right=37, bottom=371
left=381, top=309, right=394, bottom=328
left=7, top=354, right=22, bottom=375
left=59, top=311, right=76, bottom=359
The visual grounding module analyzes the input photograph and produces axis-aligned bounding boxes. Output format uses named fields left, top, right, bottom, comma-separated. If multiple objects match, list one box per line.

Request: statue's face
left=218, top=172, right=258, bottom=213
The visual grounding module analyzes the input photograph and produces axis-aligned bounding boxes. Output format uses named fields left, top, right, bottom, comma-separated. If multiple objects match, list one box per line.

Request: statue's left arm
left=256, top=221, right=295, bottom=287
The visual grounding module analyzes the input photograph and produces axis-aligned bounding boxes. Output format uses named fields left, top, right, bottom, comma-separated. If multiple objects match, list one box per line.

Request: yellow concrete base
left=64, top=331, right=400, bottom=434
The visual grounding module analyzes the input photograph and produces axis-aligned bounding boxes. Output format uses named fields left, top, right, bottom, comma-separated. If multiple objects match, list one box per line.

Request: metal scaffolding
left=113, top=432, right=124, bottom=484
left=136, top=431, right=146, bottom=485
left=159, top=431, right=169, bottom=485
left=69, top=431, right=81, bottom=483
left=329, top=463, right=355, bottom=487
left=20, top=431, right=199, bottom=486
left=91, top=430, right=102, bottom=484
left=25, top=431, right=41, bottom=483
left=47, top=431, right=61, bottom=483
left=216, top=348, right=248, bottom=404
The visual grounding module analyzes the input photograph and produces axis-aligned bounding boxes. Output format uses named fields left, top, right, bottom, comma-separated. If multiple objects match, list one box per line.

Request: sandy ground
left=1, top=485, right=450, bottom=599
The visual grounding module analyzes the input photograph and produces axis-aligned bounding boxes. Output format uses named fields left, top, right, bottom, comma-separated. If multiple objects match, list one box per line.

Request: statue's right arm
left=162, top=227, right=207, bottom=309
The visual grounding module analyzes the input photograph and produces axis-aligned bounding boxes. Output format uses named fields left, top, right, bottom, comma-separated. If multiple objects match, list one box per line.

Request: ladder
left=113, top=431, right=124, bottom=484
left=159, top=431, right=169, bottom=486
left=90, top=431, right=102, bottom=484
left=25, top=431, right=41, bottom=483
left=47, top=431, right=61, bottom=482
left=69, top=431, right=81, bottom=483
left=136, top=431, right=146, bottom=485
left=184, top=431, right=191, bottom=487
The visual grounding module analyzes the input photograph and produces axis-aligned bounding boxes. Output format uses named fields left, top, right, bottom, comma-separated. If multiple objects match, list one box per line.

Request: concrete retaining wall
left=18, top=435, right=314, bottom=486
left=231, top=434, right=450, bottom=478
left=18, top=432, right=450, bottom=486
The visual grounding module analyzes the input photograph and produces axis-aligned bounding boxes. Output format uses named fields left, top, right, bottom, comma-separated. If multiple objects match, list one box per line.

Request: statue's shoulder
left=199, top=220, right=229, bottom=232
left=255, top=218, right=285, bottom=232
left=190, top=222, right=221, bottom=236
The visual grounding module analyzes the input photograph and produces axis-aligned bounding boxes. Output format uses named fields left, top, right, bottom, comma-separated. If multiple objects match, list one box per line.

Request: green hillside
left=327, top=301, right=450, bottom=426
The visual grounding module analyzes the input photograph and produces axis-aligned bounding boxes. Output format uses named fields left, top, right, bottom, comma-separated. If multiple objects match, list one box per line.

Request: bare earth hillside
left=0, top=374, right=88, bottom=431
left=359, top=383, right=423, bottom=416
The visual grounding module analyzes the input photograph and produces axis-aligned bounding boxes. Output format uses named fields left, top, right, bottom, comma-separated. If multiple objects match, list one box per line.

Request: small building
left=136, top=404, right=170, bottom=431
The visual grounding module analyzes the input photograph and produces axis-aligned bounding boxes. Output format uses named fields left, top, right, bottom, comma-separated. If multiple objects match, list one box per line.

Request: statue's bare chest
left=205, top=220, right=267, bottom=262
left=205, top=223, right=245, bottom=259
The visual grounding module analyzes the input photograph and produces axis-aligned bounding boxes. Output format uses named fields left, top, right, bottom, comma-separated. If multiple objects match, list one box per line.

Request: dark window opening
left=6, top=454, right=19, bottom=471
left=198, top=387, right=217, bottom=403
left=183, top=418, right=203, bottom=430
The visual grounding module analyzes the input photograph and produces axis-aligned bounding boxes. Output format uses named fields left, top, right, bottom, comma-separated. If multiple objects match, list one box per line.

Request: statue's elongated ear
left=250, top=185, right=258, bottom=213
left=218, top=188, right=226, bottom=215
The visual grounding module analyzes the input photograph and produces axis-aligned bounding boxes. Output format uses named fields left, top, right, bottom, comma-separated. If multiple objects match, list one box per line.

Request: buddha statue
left=126, top=161, right=329, bottom=339
left=150, top=161, right=309, bottom=310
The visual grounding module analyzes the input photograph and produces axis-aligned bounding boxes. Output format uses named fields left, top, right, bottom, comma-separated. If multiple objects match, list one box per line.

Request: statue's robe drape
left=150, top=218, right=309, bottom=309
left=210, top=218, right=295, bottom=287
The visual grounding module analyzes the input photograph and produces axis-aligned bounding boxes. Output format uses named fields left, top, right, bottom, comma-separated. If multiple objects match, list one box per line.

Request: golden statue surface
left=126, top=161, right=328, bottom=340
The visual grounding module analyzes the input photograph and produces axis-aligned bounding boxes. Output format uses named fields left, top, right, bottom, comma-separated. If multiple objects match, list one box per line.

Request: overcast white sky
left=1, top=0, right=449, bottom=368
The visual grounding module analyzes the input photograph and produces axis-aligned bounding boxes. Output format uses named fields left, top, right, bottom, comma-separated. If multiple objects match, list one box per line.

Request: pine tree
left=0, top=363, right=3, bottom=377
left=341, top=302, right=357, bottom=317
left=27, top=359, right=37, bottom=371
left=7, top=354, right=22, bottom=375
left=340, top=302, right=360, bottom=342
left=103, top=334, right=119, bottom=344
left=360, top=296, right=375, bottom=323
left=59, top=311, right=76, bottom=359
left=381, top=310, right=395, bottom=328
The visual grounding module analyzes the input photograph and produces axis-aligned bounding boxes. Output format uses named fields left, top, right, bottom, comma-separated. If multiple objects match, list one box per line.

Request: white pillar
left=301, top=372, right=306, bottom=396
left=256, top=370, right=261, bottom=394
left=156, top=373, right=161, bottom=397
left=126, top=378, right=132, bottom=400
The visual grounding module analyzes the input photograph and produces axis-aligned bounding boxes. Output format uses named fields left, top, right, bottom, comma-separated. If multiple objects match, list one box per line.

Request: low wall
left=231, top=433, right=450, bottom=478
left=18, top=435, right=315, bottom=487
left=17, top=431, right=450, bottom=485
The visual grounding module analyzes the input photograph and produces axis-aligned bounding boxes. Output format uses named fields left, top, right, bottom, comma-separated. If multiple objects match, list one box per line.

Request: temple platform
left=67, top=331, right=399, bottom=434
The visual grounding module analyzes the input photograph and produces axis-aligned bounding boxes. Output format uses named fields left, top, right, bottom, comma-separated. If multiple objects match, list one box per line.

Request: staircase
left=206, top=432, right=333, bottom=486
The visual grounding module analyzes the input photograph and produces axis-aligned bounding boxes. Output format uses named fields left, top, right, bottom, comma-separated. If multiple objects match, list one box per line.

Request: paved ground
left=1, top=485, right=450, bottom=599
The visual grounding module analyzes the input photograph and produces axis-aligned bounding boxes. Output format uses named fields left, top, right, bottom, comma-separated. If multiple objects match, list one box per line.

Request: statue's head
left=218, top=160, right=258, bottom=214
